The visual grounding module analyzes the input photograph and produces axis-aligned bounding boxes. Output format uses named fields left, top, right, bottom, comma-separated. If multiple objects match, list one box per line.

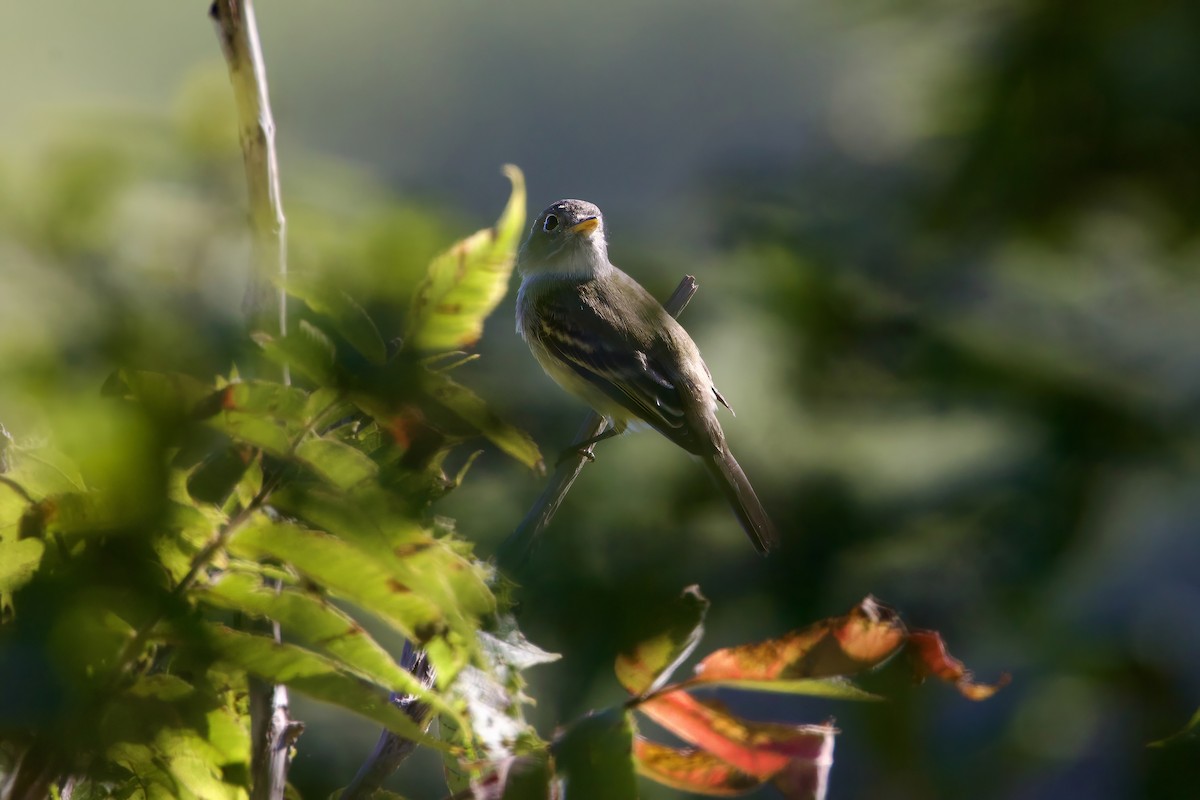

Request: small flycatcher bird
left=515, top=199, right=779, bottom=554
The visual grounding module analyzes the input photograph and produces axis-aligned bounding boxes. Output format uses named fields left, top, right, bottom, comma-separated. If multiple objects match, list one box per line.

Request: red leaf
left=695, top=597, right=906, bottom=683
left=907, top=630, right=1010, bottom=700
left=638, top=691, right=835, bottom=780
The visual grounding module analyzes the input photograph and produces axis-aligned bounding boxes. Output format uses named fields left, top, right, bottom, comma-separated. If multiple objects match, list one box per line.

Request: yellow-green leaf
left=405, top=165, right=526, bottom=351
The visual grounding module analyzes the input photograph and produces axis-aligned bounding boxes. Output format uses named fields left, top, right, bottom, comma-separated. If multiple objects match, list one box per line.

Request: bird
left=515, top=199, right=778, bottom=554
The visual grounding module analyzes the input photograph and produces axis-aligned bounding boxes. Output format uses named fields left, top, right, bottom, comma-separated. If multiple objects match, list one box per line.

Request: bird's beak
left=568, top=217, right=600, bottom=237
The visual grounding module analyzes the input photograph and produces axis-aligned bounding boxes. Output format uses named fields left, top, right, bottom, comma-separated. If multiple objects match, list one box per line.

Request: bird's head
left=518, top=199, right=610, bottom=277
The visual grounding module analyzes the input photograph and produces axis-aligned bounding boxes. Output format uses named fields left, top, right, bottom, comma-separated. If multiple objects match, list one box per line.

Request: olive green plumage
left=516, top=199, right=778, bottom=554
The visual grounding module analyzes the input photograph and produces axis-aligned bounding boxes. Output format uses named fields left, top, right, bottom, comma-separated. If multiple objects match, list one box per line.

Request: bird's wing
left=528, top=286, right=706, bottom=452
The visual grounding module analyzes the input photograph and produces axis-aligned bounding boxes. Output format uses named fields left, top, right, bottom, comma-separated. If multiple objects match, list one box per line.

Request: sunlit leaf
left=693, top=597, right=906, bottom=686
left=227, top=517, right=447, bottom=643
left=204, top=624, right=448, bottom=751
left=0, top=538, right=45, bottom=599
left=616, top=585, right=708, bottom=696
left=636, top=691, right=836, bottom=781
left=204, top=381, right=310, bottom=423
left=406, top=165, right=526, bottom=351
left=553, top=708, right=636, bottom=800
left=295, top=437, right=379, bottom=488
left=198, top=571, right=456, bottom=719
left=283, top=273, right=388, bottom=365
left=3, top=444, right=86, bottom=497
left=207, top=411, right=291, bottom=457
left=633, top=738, right=760, bottom=796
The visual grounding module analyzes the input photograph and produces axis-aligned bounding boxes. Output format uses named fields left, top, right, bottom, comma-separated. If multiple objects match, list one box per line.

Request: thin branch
left=210, top=2, right=295, bottom=798
left=339, top=643, right=436, bottom=800
left=496, top=275, right=699, bottom=573
left=210, top=0, right=289, bottom=371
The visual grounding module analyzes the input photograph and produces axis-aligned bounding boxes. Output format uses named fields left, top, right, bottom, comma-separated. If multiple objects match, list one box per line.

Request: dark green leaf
left=424, top=369, right=543, bottom=472
left=254, top=320, right=338, bottom=386
left=282, top=274, right=388, bottom=365
left=553, top=708, right=636, bottom=800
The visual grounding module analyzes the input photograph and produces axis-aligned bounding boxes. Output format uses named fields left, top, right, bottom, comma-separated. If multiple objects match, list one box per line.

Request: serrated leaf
left=616, top=585, right=708, bottom=696
left=198, top=572, right=456, bottom=720
left=227, top=517, right=447, bottom=643
left=205, top=624, right=448, bottom=752
left=282, top=274, right=388, bottom=365
left=554, top=708, right=636, bottom=800
left=423, top=369, right=543, bottom=472
left=406, top=165, right=525, bottom=351
left=295, top=437, right=379, bottom=489
left=254, top=320, right=338, bottom=386
left=263, top=486, right=496, bottom=627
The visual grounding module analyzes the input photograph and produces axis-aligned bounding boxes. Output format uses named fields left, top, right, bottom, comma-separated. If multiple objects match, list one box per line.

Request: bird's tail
left=702, top=447, right=779, bottom=555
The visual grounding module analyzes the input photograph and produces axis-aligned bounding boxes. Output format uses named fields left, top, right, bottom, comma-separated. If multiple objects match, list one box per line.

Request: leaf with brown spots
left=405, top=165, right=526, bottom=352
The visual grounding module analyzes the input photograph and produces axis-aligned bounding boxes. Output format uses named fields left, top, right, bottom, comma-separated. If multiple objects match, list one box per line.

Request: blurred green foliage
left=2, top=0, right=1200, bottom=797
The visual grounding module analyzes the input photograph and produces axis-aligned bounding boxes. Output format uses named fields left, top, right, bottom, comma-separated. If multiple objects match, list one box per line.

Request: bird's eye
left=543, top=214, right=559, bottom=232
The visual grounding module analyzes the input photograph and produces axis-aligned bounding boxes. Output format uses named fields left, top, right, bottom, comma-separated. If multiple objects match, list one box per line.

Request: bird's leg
left=556, top=427, right=620, bottom=466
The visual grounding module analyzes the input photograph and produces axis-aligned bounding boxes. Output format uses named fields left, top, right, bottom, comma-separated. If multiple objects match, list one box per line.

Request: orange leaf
left=638, top=691, right=836, bottom=780
left=695, top=596, right=906, bottom=683
left=633, top=737, right=763, bottom=796
left=907, top=630, right=1010, bottom=700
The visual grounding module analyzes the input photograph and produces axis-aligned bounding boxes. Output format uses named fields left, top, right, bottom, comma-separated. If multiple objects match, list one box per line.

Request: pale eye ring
left=543, top=214, right=559, bottom=232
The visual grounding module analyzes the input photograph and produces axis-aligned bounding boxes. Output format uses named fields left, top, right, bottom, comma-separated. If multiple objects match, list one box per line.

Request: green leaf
left=120, top=370, right=212, bottom=420
left=295, top=437, right=379, bottom=489
left=405, top=165, right=526, bottom=351
left=254, top=320, right=338, bottom=386
left=683, top=677, right=882, bottom=701
left=198, top=572, right=456, bottom=719
left=227, top=516, right=448, bottom=643
left=205, top=624, right=446, bottom=751
left=207, top=411, right=291, bottom=457
left=264, top=486, right=496, bottom=625
left=553, top=708, right=637, bottom=800
left=0, top=538, right=44, bottom=597
left=424, top=369, right=543, bottom=472
left=3, top=444, right=86, bottom=497
left=616, top=585, right=708, bottom=696
left=186, top=446, right=254, bottom=506
left=215, top=381, right=310, bottom=423
left=1150, top=705, right=1200, bottom=748
left=282, top=274, right=388, bottom=365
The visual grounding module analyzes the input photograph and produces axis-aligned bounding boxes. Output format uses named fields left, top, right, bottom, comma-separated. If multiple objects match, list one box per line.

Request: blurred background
left=3, top=1, right=1199, bottom=798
